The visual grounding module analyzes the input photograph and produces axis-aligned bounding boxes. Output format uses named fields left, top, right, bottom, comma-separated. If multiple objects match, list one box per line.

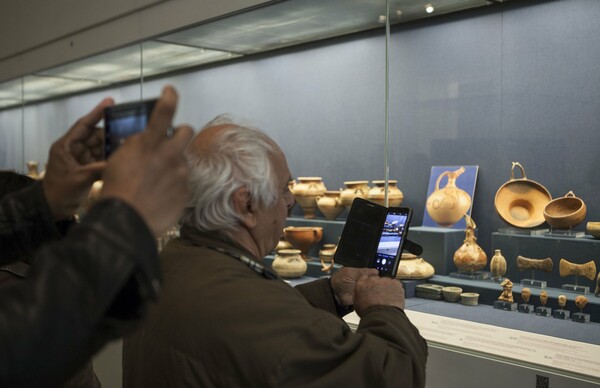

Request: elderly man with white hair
left=123, top=114, right=428, bottom=388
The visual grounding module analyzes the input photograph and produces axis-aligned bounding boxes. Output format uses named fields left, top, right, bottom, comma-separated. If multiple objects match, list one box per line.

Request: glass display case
left=1, top=0, right=599, bottom=386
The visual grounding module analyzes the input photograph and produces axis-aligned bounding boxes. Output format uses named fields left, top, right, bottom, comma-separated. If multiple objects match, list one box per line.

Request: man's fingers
left=144, top=86, right=178, bottom=145
left=80, top=161, right=107, bottom=181
left=65, top=98, right=114, bottom=142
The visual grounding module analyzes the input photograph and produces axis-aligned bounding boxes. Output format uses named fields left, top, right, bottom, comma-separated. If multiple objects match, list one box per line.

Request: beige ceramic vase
left=289, top=177, right=327, bottom=219
left=26, top=161, right=40, bottom=180
left=283, top=226, right=323, bottom=260
left=272, top=249, right=307, bottom=278
left=316, top=191, right=345, bottom=220
left=490, top=249, right=507, bottom=279
left=395, top=253, right=435, bottom=279
left=426, top=167, right=472, bottom=227
left=340, top=181, right=370, bottom=209
left=367, top=180, right=404, bottom=207
left=453, top=215, right=487, bottom=273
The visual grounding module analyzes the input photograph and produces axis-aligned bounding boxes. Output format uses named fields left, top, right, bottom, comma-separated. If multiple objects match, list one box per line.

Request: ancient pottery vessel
left=283, top=226, right=323, bottom=259
left=587, top=222, right=600, bottom=239
left=26, top=161, right=40, bottom=180
left=494, top=162, right=552, bottom=228
left=426, top=167, right=472, bottom=227
left=272, top=249, right=307, bottom=278
left=490, top=249, right=507, bottom=279
left=367, top=180, right=404, bottom=207
left=460, top=292, right=479, bottom=306
left=316, top=191, right=345, bottom=220
left=558, top=258, right=596, bottom=280
left=318, top=243, right=337, bottom=272
left=395, top=253, right=435, bottom=279
left=275, top=237, right=293, bottom=253
left=339, top=181, right=370, bottom=209
left=453, top=215, right=487, bottom=273
left=543, top=191, right=587, bottom=229
left=289, top=177, right=327, bottom=219
left=442, top=286, right=463, bottom=303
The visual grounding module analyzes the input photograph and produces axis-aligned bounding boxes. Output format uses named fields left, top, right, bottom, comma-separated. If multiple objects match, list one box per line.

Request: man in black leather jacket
left=0, top=85, right=193, bottom=388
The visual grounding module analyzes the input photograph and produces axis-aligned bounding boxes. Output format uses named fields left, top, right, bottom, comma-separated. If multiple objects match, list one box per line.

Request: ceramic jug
left=289, top=177, right=327, bottom=218
left=453, top=215, right=487, bottom=273
left=426, top=167, right=471, bottom=227
left=339, top=181, right=370, bottom=209
left=316, top=191, right=345, bottom=220
left=272, top=249, right=307, bottom=278
left=367, top=180, right=404, bottom=207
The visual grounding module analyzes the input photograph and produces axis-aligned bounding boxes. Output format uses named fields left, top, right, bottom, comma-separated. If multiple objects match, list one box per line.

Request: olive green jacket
left=123, top=229, right=428, bottom=387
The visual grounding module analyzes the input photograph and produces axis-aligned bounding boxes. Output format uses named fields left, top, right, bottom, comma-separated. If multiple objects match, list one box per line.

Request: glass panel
left=0, top=78, right=23, bottom=171
left=0, top=78, right=24, bottom=109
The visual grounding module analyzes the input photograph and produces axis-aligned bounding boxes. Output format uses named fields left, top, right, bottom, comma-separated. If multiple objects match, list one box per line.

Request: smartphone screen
left=371, top=207, right=412, bottom=277
left=103, top=99, right=157, bottom=158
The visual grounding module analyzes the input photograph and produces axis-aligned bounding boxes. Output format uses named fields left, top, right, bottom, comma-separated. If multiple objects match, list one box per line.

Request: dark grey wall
left=1, top=0, right=598, bottom=256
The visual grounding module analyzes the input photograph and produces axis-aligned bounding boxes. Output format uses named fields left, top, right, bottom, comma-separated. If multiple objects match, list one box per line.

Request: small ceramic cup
left=460, top=292, right=479, bottom=306
left=442, top=286, right=463, bottom=303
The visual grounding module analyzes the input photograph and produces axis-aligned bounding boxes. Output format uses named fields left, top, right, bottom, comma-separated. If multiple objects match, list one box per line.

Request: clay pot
left=316, top=191, right=345, bottom=220
left=26, top=161, right=40, bottom=180
left=490, top=249, right=507, bottom=279
left=289, top=177, right=327, bottom=219
left=319, top=243, right=337, bottom=272
left=460, top=292, right=479, bottom=306
left=283, top=226, right=323, bottom=260
left=495, top=162, right=552, bottom=228
left=587, top=222, right=600, bottom=239
left=453, top=215, right=487, bottom=273
left=367, top=180, right=404, bottom=207
left=272, top=249, right=307, bottom=278
left=442, top=286, right=463, bottom=303
left=426, top=167, right=472, bottom=227
left=339, top=181, right=370, bottom=209
left=543, top=191, right=587, bottom=229
left=395, top=253, right=435, bottom=279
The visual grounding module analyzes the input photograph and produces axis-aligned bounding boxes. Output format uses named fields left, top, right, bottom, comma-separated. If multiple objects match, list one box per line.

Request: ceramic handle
left=565, top=191, right=576, bottom=198
left=510, top=162, right=527, bottom=180
left=434, top=171, right=451, bottom=191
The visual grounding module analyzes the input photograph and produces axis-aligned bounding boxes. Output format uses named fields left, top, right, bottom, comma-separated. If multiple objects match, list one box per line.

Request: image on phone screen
left=372, top=211, right=409, bottom=275
left=104, top=99, right=156, bottom=158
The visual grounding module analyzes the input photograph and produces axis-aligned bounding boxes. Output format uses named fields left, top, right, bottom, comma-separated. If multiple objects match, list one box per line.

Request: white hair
left=181, top=115, right=280, bottom=235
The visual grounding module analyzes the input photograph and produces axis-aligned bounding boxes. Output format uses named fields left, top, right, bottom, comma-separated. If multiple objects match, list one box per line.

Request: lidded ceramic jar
left=289, top=177, right=327, bottom=219
left=316, top=191, right=345, bottom=220
left=272, top=249, right=307, bottom=278
left=426, top=167, right=472, bottom=227
left=395, top=253, right=435, bottom=279
left=340, top=181, right=370, bottom=209
left=367, top=180, right=404, bottom=207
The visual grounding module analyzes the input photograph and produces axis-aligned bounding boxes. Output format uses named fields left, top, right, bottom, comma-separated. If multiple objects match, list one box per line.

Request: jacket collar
left=179, top=223, right=261, bottom=262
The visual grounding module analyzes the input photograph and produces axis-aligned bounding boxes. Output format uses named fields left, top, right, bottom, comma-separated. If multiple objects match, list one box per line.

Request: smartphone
left=103, top=99, right=157, bottom=158
left=371, top=207, right=413, bottom=277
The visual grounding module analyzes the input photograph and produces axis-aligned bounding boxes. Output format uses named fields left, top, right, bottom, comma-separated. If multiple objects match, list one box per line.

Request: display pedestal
left=572, top=312, right=591, bottom=323
left=489, top=276, right=504, bottom=284
left=563, top=284, right=590, bottom=294
left=406, top=226, right=465, bottom=275
left=553, top=309, right=571, bottom=320
left=521, top=279, right=547, bottom=289
left=535, top=306, right=552, bottom=317
left=450, top=271, right=490, bottom=280
left=498, top=227, right=548, bottom=236
left=545, top=229, right=585, bottom=238
left=493, top=300, right=517, bottom=311
left=517, top=304, right=535, bottom=314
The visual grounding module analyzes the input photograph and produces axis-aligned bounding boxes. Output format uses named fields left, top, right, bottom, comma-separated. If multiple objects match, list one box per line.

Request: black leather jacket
left=0, top=183, right=161, bottom=388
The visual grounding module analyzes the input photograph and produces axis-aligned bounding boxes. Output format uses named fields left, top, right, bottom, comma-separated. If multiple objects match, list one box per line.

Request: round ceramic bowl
left=460, top=292, right=480, bottom=306
left=543, top=191, right=586, bottom=229
left=587, top=222, right=600, bottom=239
left=442, top=286, right=463, bottom=303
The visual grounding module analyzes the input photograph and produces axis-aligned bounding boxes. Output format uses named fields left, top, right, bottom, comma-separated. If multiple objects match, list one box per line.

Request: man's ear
left=232, top=186, right=258, bottom=229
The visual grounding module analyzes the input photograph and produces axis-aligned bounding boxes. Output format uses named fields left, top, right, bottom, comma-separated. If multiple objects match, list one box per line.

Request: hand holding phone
left=103, top=99, right=157, bottom=158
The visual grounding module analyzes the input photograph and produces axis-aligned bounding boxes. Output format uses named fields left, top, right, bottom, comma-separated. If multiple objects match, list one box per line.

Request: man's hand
left=101, top=86, right=193, bottom=236
left=42, top=98, right=113, bottom=220
left=330, top=267, right=379, bottom=306
left=354, top=275, right=406, bottom=317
